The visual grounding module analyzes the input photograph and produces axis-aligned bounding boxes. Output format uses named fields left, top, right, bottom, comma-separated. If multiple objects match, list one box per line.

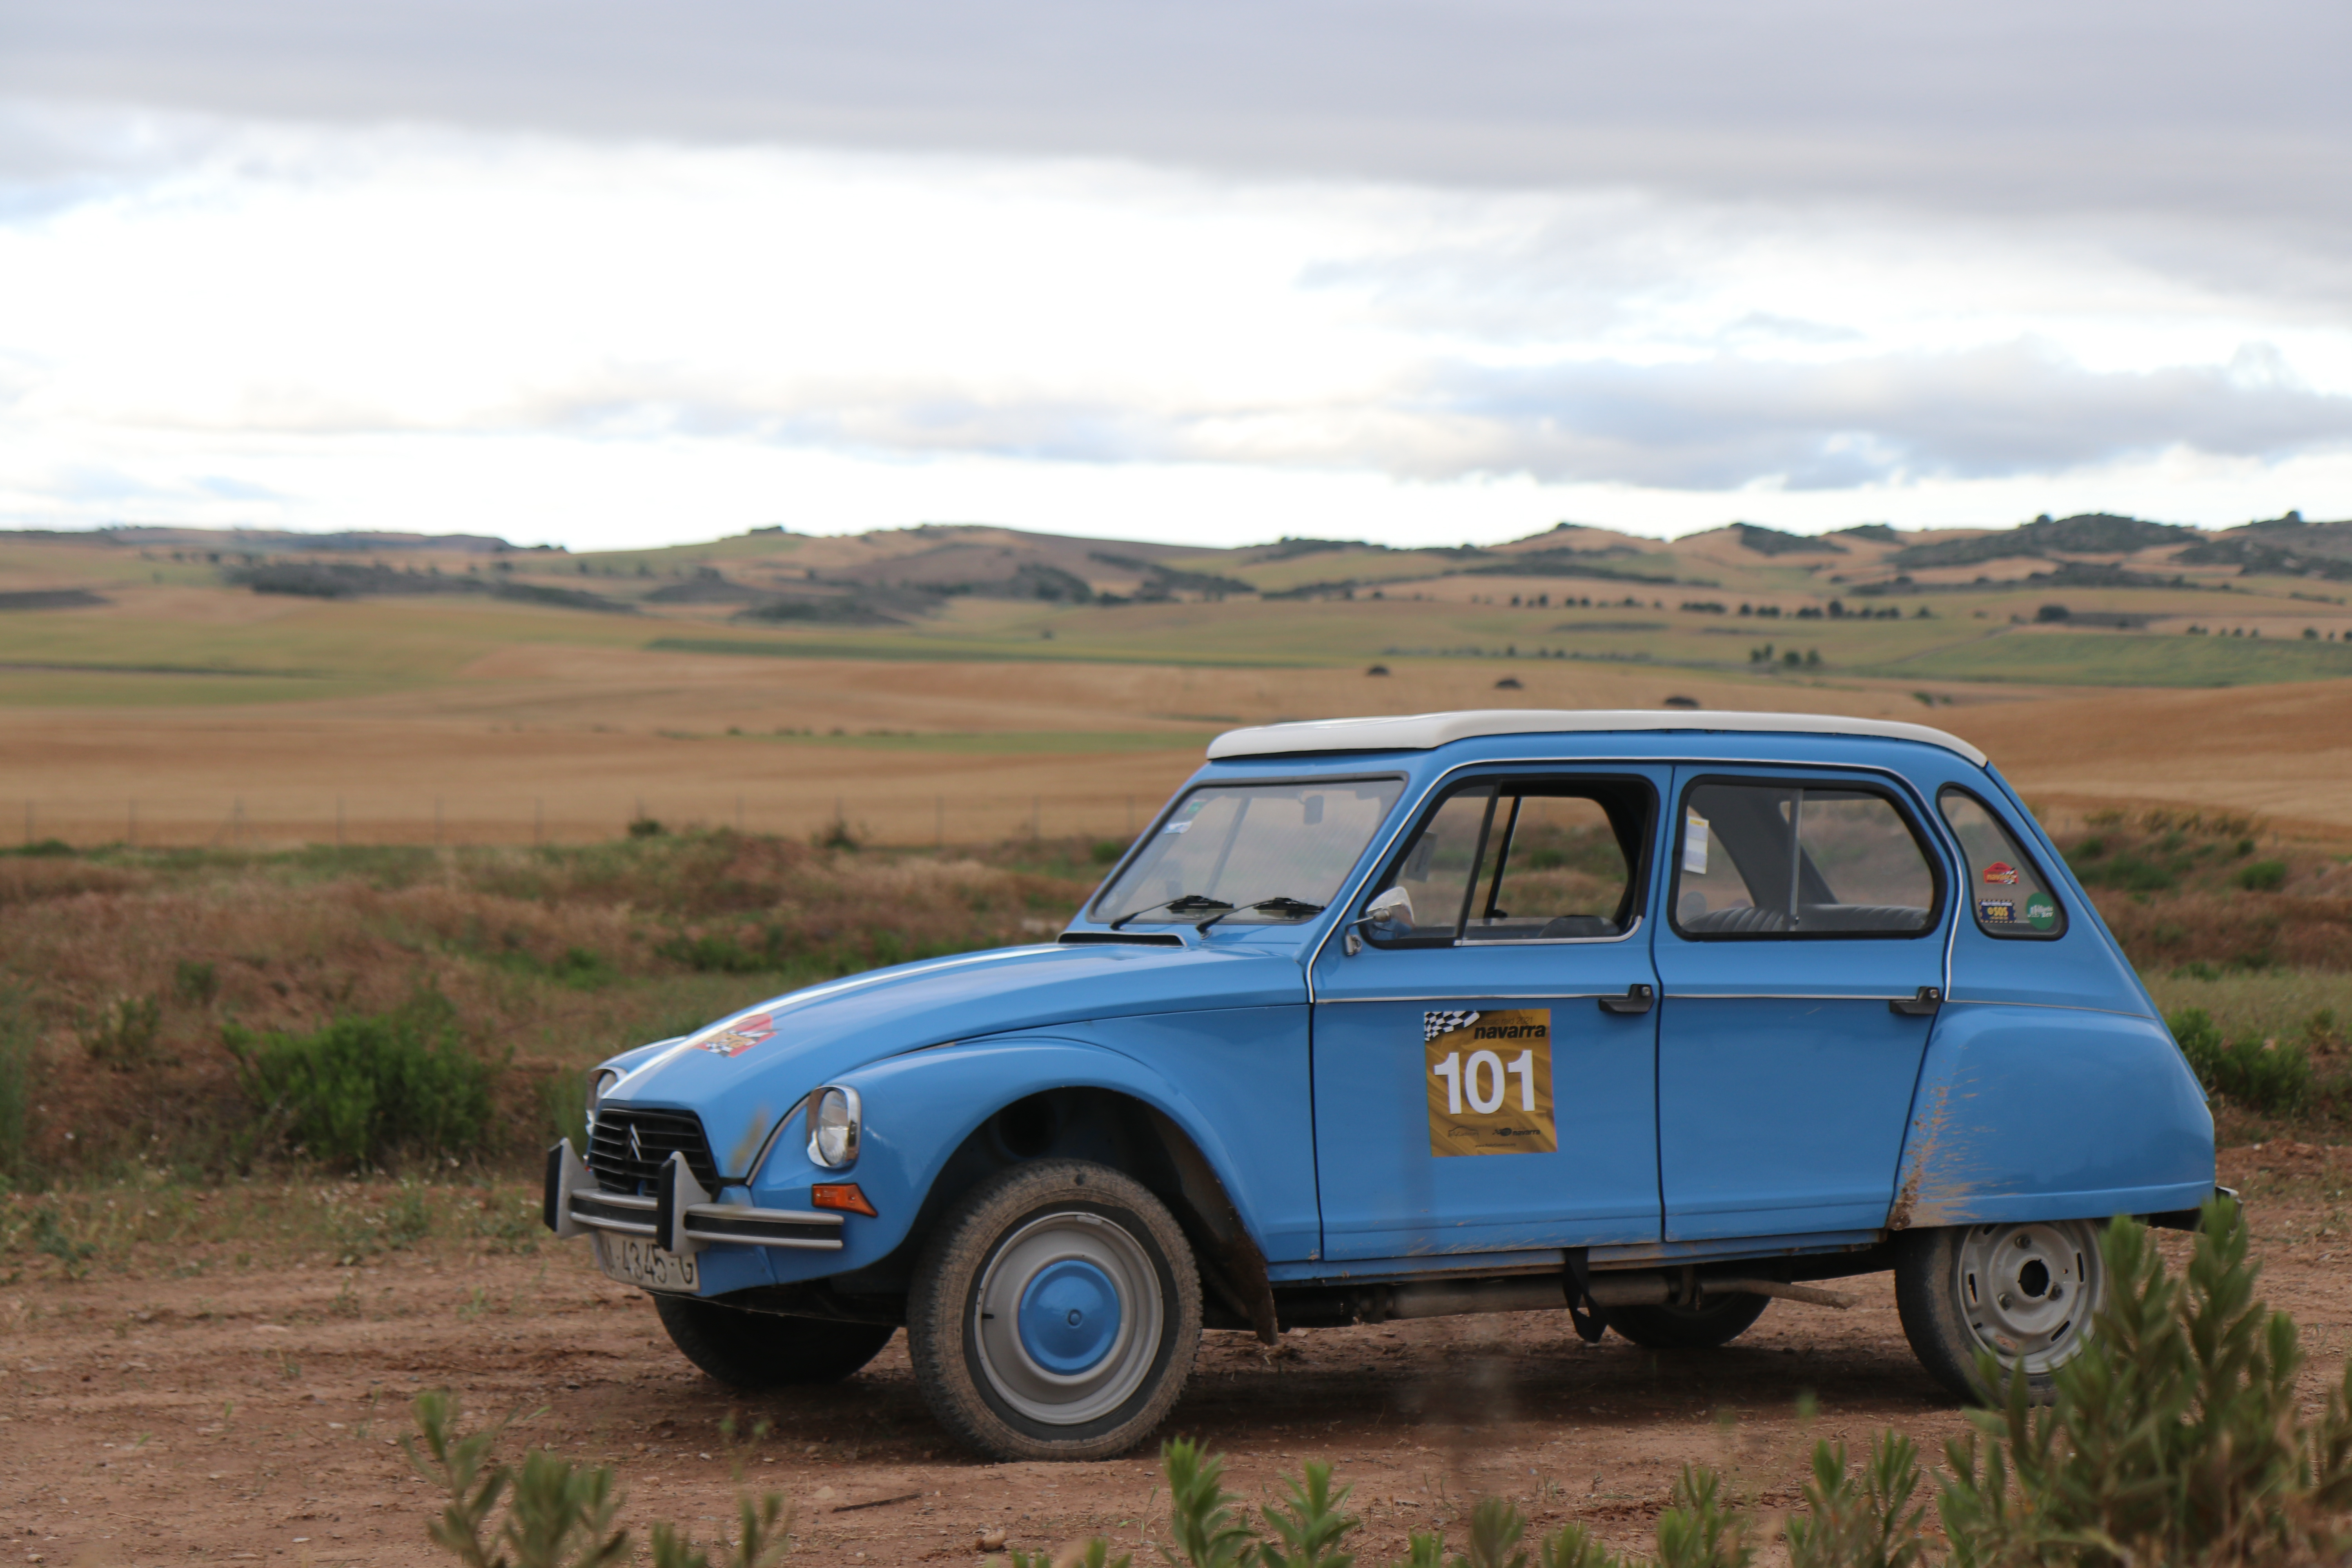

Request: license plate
left=593, top=1231, right=700, bottom=1293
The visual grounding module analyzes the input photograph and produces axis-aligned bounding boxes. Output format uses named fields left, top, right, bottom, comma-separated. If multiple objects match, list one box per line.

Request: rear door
left=1651, top=769, right=1951, bottom=1241
left=1308, top=768, right=1666, bottom=1260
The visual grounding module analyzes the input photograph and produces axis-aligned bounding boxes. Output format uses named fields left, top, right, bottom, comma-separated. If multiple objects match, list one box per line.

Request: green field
left=1855, top=628, right=2352, bottom=687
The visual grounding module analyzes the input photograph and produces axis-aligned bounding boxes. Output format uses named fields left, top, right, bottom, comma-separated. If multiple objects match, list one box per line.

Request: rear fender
left=1891, top=1002, right=2215, bottom=1230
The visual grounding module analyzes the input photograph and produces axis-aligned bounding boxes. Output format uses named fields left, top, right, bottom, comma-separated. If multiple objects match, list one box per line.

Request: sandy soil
left=4, top=1145, right=2344, bottom=1568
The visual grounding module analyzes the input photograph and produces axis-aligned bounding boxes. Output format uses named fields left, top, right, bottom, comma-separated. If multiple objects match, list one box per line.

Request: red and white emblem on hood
left=695, top=1011, right=776, bottom=1059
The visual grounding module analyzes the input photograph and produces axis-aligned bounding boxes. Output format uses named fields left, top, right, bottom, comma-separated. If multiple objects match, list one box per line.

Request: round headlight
left=585, top=1069, right=619, bottom=1137
left=808, top=1085, right=862, bottom=1169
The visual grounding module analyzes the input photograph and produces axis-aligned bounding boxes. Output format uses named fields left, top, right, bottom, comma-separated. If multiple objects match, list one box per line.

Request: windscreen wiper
left=1194, top=896, right=1327, bottom=934
left=1107, top=893, right=1233, bottom=931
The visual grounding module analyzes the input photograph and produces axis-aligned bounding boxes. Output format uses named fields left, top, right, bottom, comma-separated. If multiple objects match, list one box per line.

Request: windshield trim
left=1083, top=771, right=1408, bottom=926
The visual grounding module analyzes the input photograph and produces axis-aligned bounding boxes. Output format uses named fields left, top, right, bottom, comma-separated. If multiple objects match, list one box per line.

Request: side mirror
left=1357, top=887, right=1415, bottom=930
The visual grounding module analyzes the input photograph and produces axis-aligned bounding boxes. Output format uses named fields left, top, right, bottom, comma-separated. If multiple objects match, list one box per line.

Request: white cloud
left=0, top=106, right=2348, bottom=547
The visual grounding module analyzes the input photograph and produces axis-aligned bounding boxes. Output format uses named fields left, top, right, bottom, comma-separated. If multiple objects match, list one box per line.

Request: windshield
left=1091, top=778, right=1406, bottom=924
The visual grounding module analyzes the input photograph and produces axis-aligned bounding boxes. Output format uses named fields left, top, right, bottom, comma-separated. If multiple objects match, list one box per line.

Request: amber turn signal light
left=811, top=1182, right=877, bottom=1217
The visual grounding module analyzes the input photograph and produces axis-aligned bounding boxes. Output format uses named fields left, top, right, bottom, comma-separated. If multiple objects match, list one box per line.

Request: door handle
left=1598, top=984, right=1655, bottom=1016
left=1889, top=986, right=1942, bottom=1017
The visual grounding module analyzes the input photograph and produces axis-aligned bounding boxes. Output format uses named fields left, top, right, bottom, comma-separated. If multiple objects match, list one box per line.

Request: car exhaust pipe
left=1586, top=1272, right=1855, bottom=1310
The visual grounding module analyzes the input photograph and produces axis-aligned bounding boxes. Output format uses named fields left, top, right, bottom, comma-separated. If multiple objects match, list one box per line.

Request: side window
left=1938, top=789, right=2066, bottom=938
left=1674, top=781, right=1938, bottom=938
left=1379, top=787, right=1494, bottom=942
left=1371, top=780, right=1648, bottom=945
left=1470, top=794, right=1634, bottom=942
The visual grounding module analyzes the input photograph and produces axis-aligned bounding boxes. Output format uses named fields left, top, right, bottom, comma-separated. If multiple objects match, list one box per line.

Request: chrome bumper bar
left=543, top=1139, right=844, bottom=1254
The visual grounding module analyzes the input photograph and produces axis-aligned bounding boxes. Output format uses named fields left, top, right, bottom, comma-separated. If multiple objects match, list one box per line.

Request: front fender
left=1891, top=1002, right=2215, bottom=1230
left=744, top=1035, right=1274, bottom=1285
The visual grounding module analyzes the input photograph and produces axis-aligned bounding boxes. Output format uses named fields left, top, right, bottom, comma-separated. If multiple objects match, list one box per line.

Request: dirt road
left=4, top=1144, right=2344, bottom=1566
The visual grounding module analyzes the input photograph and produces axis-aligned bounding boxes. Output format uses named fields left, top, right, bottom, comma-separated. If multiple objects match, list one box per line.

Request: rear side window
left=1369, top=778, right=1651, bottom=945
left=1673, top=780, right=1939, bottom=938
left=1938, top=789, right=2067, bottom=938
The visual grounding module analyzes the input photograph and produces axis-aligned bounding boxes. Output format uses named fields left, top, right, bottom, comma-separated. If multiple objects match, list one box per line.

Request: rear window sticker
left=1163, top=820, right=1191, bottom=834
left=1979, top=900, right=2016, bottom=924
left=1426, top=1008, right=1557, bottom=1157
left=1983, top=861, right=2020, bottom=885
left=1682, top=814, right=1710, bottom=875
left=2025, top=896, right=2058, bottom=931
left=694, top=1011, right=776, bottom=1058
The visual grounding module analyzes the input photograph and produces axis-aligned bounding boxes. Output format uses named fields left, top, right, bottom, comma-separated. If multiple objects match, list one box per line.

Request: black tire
left=1895, top=1220, right=2104, bottom=1403
left=907, top=1159, right=1201, bottom=1462
left=653, top=1293, right=895, bottom=1388
left=1607, top=1292, right=1771, bottom=1349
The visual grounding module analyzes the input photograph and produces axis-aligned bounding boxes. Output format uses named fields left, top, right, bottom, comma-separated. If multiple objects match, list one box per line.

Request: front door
left=1652, top=769, right=1951, bottom=1241
left=1309, top=769, right=1666, bottom=1261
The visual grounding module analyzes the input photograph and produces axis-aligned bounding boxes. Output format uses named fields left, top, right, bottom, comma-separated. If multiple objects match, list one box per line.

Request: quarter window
left=1673, top=781, right=1938, bottom=937
left=1369, top=779, right=1650, bottom=945
left=1938, top=789, right=2066, bottom=938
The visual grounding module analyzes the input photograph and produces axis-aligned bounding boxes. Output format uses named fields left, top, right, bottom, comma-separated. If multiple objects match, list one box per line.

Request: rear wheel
left=907, top=1159, right=1201, bottom=1461
left=1895, top=1219, right=2104, bottom=1402
left=1607, top=1292, right=1770, bottom=1349
left=653, top=1293, right=895, bottom=1388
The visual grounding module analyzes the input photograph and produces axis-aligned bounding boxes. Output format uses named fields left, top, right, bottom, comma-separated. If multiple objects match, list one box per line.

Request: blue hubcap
left=1017, top=1258, right=1122, bottom=1374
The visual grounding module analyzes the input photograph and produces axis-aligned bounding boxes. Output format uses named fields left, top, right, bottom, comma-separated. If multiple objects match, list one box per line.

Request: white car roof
left=1206, top=709, right=1988, bottom=767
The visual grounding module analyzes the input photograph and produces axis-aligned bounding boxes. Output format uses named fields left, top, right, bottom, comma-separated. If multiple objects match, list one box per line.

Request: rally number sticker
left=1425, top=1008, right=1556, bottom=1157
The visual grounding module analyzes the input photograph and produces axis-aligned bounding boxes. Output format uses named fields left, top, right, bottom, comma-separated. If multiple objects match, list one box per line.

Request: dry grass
left=0, top=833, right=1102, bottom=1183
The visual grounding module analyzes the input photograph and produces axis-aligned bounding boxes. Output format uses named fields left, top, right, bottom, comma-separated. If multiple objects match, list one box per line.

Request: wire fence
left=4, top=793, right=1166, bottom=851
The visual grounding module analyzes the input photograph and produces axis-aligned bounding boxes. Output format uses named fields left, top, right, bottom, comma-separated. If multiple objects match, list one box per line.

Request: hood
left=602, top=939, right=1307, bottom=1181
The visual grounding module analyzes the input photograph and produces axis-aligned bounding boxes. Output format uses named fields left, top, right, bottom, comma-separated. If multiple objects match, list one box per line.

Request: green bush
left=2169, top=1006, right=2313, bottom=1114
left=1941, top=1201, right=2352, bottom=1566
left=2237, top=858, right=2289, bottom=891
left=227, top=994, right=498, bottom=1167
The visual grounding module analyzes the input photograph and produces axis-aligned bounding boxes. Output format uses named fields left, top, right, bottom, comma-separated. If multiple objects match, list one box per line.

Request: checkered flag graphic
left=1424, top=1009, right=1481, bottom=1042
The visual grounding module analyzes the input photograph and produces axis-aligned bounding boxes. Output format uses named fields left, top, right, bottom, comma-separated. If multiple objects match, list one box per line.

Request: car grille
left=587, top=1106, right=723, bottom=1194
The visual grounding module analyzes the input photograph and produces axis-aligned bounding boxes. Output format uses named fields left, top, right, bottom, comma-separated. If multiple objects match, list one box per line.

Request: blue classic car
left=545, top=709, right=2217, bottom=1460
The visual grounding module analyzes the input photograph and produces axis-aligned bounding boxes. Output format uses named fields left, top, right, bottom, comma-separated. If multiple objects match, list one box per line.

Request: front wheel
left=1895, top=1219, right=2105, bottom=1402
left=653, top=1293, right=896, bottom=1387
left=907, top=1159, right=1201, bottom=1461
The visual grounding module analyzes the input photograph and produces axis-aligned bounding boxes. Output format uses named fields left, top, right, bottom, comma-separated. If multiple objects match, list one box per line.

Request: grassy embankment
left=0, top=809, right=2344, bottom=1282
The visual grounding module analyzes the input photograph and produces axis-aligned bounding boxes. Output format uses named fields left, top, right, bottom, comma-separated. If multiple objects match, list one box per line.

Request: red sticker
left=1983, top=862, right=2020, bottom=885
left=695, top=1011, right=775, bottom=1059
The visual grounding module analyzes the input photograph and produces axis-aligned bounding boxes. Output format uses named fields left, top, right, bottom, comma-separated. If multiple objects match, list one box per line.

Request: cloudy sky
left=4, top=1, right=2350, bottom=549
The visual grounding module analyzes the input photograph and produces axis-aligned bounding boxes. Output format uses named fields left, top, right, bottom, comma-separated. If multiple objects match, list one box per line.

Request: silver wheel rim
left=1952, top=1219, right=2103, bottom=1375
left=972, top=1210, right=1163, bottom=1426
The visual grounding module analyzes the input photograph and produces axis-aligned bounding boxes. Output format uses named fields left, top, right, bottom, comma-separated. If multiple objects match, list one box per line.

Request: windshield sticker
left=1983, top=861, right=2020, bottom=885
left=1163, top=821, right=1191, bottom=834
left=2025, top=897, right=2058, bottom=931
left=695, top=1011, right=776, bottom=1059
left=1979, top=900, right=2016, bottom=924
left=1682, top=815, right=1710, bottom=875
left=1426, top=1009, right=1556, bottom=1157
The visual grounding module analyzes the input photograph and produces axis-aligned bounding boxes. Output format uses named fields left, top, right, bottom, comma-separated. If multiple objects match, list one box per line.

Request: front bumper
left=542, top=1139, right=845, bottom=1255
